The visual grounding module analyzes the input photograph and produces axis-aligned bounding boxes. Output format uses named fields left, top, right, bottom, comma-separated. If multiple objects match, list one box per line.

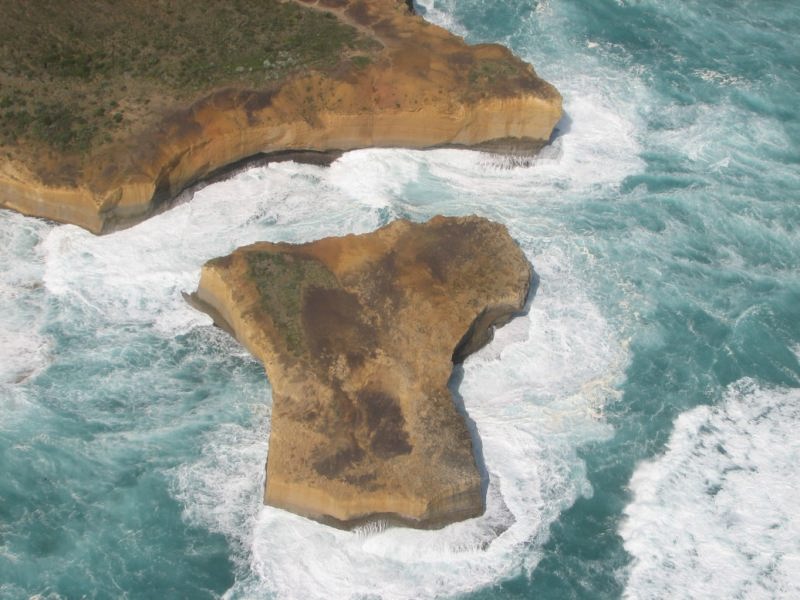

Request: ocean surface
left=1, top=0, right=799, bottom=598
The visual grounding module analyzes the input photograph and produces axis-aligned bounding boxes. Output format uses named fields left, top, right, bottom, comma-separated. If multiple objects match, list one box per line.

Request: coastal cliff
left=189, top=216, right=532, bottom=527
left=0, top=0, right=561, bottom=233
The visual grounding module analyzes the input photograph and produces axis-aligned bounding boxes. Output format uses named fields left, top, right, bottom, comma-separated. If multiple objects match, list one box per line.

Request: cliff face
left=190, top=216, right=532, bottom=528
left=0, top=0, right=561, bottom=233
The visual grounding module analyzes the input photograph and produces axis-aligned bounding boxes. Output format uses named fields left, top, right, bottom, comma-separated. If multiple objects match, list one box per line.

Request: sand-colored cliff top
left=0, top=0, right=561, bottom=233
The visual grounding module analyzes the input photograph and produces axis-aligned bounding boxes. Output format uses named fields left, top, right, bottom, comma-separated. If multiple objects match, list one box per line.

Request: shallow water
left=1, top=0, right=799, bottom=598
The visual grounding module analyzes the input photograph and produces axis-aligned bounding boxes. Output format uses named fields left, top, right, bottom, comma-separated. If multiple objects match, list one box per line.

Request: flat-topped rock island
left=189, top=216, right=532, bottom=528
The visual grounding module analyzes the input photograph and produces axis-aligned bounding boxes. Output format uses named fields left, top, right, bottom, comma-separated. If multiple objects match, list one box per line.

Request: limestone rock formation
left=189, top=215, right=532, bottom=528
left=0, top=0, right=561, bottom=233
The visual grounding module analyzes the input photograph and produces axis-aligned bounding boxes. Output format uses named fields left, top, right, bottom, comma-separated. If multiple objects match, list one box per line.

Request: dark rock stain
left=243, top=89, right=276, bottom=125
left=313, top=438, right=364, bottom=478
left=359, top=390, right=412, bottom=458
left=302, top=287, right=375, bottom=368
left=372, top=18, right=399, bottom=41
left=346, top=1, right=376, bottom=26
left=364, top=250, right=402, bottom=310
left=413, top=221, right=479, bottom=282
left=448, top=52, right=475, bottom=69
left=343, top=472, right=379, bottom=488
left=160, top=107, right=203, bottom=141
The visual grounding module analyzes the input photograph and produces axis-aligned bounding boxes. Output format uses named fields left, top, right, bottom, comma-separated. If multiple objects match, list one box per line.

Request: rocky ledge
left=188, top=216, right=532, bottom=528
left=0, top=0, right=561, bottom=233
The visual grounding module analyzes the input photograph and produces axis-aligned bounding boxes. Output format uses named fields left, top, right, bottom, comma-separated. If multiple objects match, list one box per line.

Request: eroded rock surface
left=190, top=216, right=532, bottom=527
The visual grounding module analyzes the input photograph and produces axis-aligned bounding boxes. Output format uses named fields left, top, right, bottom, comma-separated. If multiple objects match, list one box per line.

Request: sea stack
left=0, top=0, right=561, bottom=233
left=189, top=216, right=532, bottom=528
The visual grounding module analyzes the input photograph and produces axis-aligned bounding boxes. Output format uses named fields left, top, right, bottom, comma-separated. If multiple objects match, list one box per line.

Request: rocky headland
left=189, top=216, right=532, bottom=527
left=3, top=0, right=550, bottom=530
left=0, top=0, right=561, bottom=233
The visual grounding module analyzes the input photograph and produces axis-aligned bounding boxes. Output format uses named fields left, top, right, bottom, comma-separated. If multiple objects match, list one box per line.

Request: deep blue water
left=1, top=1, right=799, bottom=598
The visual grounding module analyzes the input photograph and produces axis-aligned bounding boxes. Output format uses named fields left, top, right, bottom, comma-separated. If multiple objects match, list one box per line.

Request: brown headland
left=0, top=0, right=561, bottom=233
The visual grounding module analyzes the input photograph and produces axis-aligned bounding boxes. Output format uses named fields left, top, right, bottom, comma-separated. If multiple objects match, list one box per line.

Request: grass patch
left=467, top=59, right=519, bottom=87
left=463, top=58, right=525, bottom=101
left=351, top=55, right=372, bottom=70
left=245, top=251, right=339, bottom=356
left=0, top=0, right=378, bottom=154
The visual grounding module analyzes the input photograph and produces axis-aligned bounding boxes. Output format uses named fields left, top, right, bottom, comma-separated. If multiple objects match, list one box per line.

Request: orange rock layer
left=0, top=0, right=561, bottom=233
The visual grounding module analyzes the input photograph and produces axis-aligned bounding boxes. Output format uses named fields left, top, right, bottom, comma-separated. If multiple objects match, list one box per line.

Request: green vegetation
left=0, top=90, right=120, bottom=152
left=467, top=59, right=518, bottom=88
left=351, top=55, right=373, bottom=70
left=0, top=0, right=378, bottom=154
left=463, top=58, right=524, bottom=102
left=245, top=251, right=338, bottom=356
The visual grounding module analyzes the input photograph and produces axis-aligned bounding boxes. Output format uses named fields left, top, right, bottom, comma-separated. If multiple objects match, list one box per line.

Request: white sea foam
left=621, top=380, right=800, bottom=600
left=415, top=84, right=642, bottom=204
left=417, top=0, right=647, bottom=198
left=413, top=0, right=469, bottom=38
left=693, top=68, right=745, bottom=86
left=173, top=408, right=271, bottom=564
left=0, top=213, right=52, bottom=386
left=328, top=149, right=421, bottom=207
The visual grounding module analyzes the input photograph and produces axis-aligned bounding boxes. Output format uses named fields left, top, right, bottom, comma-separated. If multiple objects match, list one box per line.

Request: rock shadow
left=447, top=267, right=539, bottom=507
left=549, top=111, right=572, bottom=144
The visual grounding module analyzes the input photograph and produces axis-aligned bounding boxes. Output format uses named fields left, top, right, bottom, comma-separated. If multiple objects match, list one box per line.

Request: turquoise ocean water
left=1, top=0, right=799, bottom=597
